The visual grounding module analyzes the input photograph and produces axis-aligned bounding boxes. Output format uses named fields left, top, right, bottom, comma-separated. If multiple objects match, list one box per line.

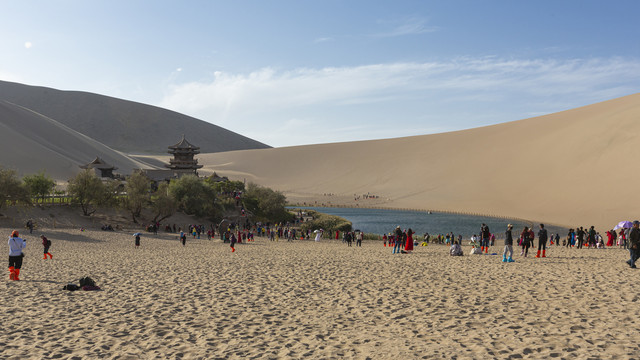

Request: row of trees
left=0, top=167, right=291, bottom=224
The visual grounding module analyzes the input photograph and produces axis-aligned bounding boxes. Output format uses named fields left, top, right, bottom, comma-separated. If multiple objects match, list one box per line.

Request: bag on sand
left=79, top=277, right=96, bottom=287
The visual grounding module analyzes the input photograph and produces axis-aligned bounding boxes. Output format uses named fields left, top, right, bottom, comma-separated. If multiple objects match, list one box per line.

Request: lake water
left=293, top=207, right=568, bottom=239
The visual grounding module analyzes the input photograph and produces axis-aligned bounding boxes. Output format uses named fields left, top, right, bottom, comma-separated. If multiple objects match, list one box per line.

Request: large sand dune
left=0, top=80, right=270, bottom=154
left=0, top=100, right=155, bottom=179
left=197, top=94, right=640, bottom=230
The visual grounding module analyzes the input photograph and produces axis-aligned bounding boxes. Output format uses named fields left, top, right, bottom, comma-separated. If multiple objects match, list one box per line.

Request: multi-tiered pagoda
left=165, top=135, right=203, bottom=175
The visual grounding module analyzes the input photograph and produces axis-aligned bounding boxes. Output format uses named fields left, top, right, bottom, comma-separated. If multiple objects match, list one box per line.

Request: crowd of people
left=8, top=217, right=640, bottom=281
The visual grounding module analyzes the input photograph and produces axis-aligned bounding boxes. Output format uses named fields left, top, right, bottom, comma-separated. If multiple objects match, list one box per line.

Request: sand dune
left=0, top=80, right=270, bottom=154
left=2, top=228, right=638, bottom=359
left=0, top=100, right=156, bottom=179
left=195, top=93, right=640, bottom=231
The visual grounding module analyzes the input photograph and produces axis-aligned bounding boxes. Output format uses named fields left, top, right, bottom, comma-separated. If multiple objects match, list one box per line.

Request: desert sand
left=2, top=224, right=639, bottom=359
left=194, top=93, right=640, bottom=231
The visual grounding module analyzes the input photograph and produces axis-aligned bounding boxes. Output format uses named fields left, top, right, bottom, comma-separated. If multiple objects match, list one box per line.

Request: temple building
left=80, top=157, right=118, bottom=179
left=166, top=135, right=204, bottom=175
left=140, top=135, right=204, bottom=183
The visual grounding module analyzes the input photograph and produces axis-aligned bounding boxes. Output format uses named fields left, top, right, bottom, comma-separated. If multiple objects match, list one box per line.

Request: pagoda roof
left=80, top=156, right=117, bottom=170
left=168, top=135, right=200, bottom=151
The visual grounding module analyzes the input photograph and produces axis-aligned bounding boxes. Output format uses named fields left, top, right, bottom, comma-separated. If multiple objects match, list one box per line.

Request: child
left=41, top=234, right=53, bottom=259
left=230, top=233, right=237, bottom=252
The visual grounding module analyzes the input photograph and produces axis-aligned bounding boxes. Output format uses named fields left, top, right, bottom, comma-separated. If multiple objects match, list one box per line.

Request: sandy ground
left=2, top=226, right=639, bottom=359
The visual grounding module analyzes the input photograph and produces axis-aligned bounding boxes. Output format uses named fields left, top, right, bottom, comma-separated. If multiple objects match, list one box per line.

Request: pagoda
left=166, top=135, right=203, bottom=175
left=80, top=156, right=117, bottom=178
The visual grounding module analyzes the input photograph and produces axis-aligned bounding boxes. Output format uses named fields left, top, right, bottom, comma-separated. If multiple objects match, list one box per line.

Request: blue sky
left=1, top=1, right=639, bottom=147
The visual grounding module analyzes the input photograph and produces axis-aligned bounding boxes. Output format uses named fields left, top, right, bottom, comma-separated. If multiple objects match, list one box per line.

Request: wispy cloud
left=314, top=37, right=333, bottom=43
left=374, top=17, right=438, bottom=37
left=158, top=56, right=640, bottom=146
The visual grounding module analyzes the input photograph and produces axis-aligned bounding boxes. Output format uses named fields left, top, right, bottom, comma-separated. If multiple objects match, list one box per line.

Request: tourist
left=41, top=234, right=52, bottom=259
left=181, top=232, right=187, bottom=246
left=382, top=234, right=387, bottom=247
left=405, top=229, right=414, bottom=253
left=356, top=231, right=363, bottom=247
left=345, top=231, right=353, bottom=247
left=8, top=231, right=26, bottom=281
left=536, top=224, right=548, bottom=258
left=627, top=220, right=639, bottom=268
left=393, top=226, right=403, bottom=254
left=135, top=234, right=141, bottom=249
left=576, top=227, right=585, bottom=249
left=450, top=241, right=463, bottom=256
left=520, top=226, right=532, bottom=257
left=481, top=223, right=491, bottom=254
left=26, top=219, right=34, bottom=234
left=230, top=233, right=237, bottom=253
left=588, top=226, right=597, bottom=248
left=503, top=224, right=515, bottom=262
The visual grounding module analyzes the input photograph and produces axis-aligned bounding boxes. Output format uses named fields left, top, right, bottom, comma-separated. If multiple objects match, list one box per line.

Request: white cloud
left=157, top=56, right=640, bottom=147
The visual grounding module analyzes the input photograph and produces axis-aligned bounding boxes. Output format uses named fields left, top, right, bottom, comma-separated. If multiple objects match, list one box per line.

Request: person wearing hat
left=503, top=224, right=515, bottom=262
left=627, top=220, right=640, bottom=268
left=8, top=230, right=26, bottom=280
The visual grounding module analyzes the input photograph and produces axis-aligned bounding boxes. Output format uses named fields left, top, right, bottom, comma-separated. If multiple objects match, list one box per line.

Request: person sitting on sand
left=450, top=241, right=463, bottom=256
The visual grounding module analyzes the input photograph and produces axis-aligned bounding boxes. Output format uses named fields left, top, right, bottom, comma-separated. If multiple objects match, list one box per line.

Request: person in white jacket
left=8, top=230, right=26, bottom=281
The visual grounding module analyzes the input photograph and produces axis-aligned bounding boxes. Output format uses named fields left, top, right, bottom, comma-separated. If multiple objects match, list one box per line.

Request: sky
left=1, top=1, right=639, bottom=148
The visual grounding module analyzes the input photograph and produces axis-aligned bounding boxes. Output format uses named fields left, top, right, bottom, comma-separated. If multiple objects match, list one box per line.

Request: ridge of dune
left=194, top=93, right=640, bottom=230
left=0, top=100, right=157, bottom=180
left=0, top=80, right=270, bottom=154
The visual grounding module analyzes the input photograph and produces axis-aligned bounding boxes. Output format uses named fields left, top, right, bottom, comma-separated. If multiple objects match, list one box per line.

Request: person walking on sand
left=135, top=234, right=141, bottom=249
left=8, top=231, right=26, bottom=281
left=503, top=224, right=515, bottom=262
left=536, top=224, right=548, bottom=258
left=180, top=231, right=187, bottom=246
left=626, top=221, right=640, bottom=268
left=41, top=234, right=52, bottom=259
left=230, top=233, right=237, bottom=253
left=356, top=231, right=363, bottom=247
left=521, top=226, right=532, bottom=257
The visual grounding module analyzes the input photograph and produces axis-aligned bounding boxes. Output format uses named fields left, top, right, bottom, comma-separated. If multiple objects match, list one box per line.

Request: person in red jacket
left=41, top=234, right=52, bottom=259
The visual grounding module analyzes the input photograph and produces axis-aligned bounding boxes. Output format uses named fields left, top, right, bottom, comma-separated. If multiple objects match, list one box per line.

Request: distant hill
left=0, top=100, right=156, bottom=180
left=0, top=80, right=270, bottom=154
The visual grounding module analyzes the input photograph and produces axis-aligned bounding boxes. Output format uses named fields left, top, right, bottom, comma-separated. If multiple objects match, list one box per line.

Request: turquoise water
left=293, top=207, right=568, bottom=239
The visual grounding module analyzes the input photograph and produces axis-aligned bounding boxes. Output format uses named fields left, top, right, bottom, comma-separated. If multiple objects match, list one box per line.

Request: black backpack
left=79, top=277, right=96, bottom=287
left=46, top=239, right=52, bottom=247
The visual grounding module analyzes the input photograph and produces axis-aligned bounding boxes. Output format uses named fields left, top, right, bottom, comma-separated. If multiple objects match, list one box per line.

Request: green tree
left=124, top=172, right=151, bottom=223
left=67, top=169, right=108, bottom=216
left=169, top=175, right=217, bottom=218
left=151, top=182, right=177, bottom=223
left=243, top=182, right=292, bottom=222
left=23, top=171, right=56, bottom=202
left=0, top=168, right=30, bottom=211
